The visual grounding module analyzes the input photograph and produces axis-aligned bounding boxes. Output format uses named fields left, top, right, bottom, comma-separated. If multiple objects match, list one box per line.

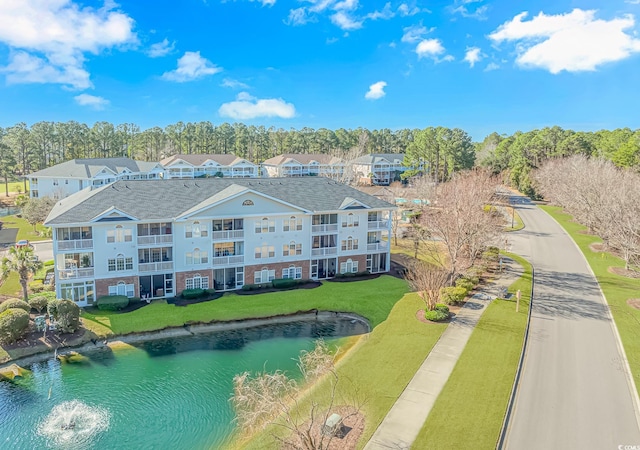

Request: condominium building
left=351, top=154, right=409, bottom=185
left=27, top=158, right=164, bottom=199
left=159, top=154, right=260, bottom=179
left=262, top=154, right=345, bottom=179
left=45, top=178, right=393, bottom=307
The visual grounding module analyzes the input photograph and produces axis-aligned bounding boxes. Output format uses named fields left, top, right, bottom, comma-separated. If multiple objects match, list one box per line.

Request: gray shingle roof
left=262, top=154, right=343, bottom=165
left=159, top=154, right=254, bottom=167
left=45, top=178, right=395, bottom=225
left=352, top=153, right=406, bottom=165
left=28, top=158, right=159, bottom=179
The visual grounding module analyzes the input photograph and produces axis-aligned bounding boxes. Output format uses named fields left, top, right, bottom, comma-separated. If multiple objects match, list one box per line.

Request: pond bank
left=0, top=310, right=370, bottom=370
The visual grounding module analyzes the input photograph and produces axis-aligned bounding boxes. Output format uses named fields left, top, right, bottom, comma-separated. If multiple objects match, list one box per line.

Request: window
left=254, top=268, right=275, bottom=284
left=283, top=216, right=302, bottom=232
left=108, top=282, right=134, bottom=297
left=255, top=244, right=275, bottom=259
left=255, top=217, right=275, bottom=233
left=283, top=241, right=302, bottom=256
left=342, top=213, right=359, bottom=228
left=368, top=211, right=380, bottom=222
left=341, top=236, right=359, bottom=251
left=185, top=274, right=209, bottom=290
left=107, top=225, right=132, bottom=243
left=59, top=281, right=95, bottom=304
left=186, top=221, right=207, bottom=238
left=282, top=265, right=302, bottom=280
left=53, top=179, right=59, bottom=186
left=213, top=218, right=243, bottom=232
left=186, top=248, right=208, bottom=265
left=108, top=254, right=133, bottom=272
left=340, top=259, right=358, bottom=274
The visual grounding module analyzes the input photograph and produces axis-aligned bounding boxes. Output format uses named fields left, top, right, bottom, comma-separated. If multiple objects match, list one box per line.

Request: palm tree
left=1, top=246, right=42, bottom=302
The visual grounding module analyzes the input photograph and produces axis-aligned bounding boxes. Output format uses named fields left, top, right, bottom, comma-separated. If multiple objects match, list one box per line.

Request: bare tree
left=404, top=260, right=449, bottom=311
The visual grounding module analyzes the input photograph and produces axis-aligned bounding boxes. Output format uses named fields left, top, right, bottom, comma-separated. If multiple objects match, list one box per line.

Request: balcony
left=57, top=267, right=94, bottom=280
left=312, top=224, right=338, bottom=233
left=212, top=230, right=244, bottom=241
left=367, top=242, right=389, bottom=252
left=368, top=220, right=389, bottom=230
left=139, top=261, right=174, bottom=273
left=137, top=235, right=173, bottom=245
left=57, top=239, right=93, bottom=250
left=311, top=247, right=338, bottom=256
left=212, top=255, right=244, bottom=266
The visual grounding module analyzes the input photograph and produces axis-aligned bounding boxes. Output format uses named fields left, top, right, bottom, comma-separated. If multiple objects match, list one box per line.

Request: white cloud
left=162, top=51, right=222, bottom=82
left=218, top=92, right=296, bottom=119
left=331, top=11, right=363, bottom=30
left=286, top=7, right=313, bottom=25
left=0, top=0, right=137, bottom=90
left=489, top=9, right=640, bottom=73
left=366, top=2, right=394, bottom=21
left=451, top=0, right=488, bottom=20
left=464, top=47, right=483, bottom=67
left=221, top=78, right=249, bottom=89
left=74, top=93, right=109, bottom=110
left=402, top=24, right=431, bottom=43
left=147, top=38, right=175, bottom=58
left=484, top=62, right=499, bottom=71
left=415, top=39, right=445, bottom=58
left=365, top=81, right=387, bottom=100
left=398, top=3, right=422, bottom=16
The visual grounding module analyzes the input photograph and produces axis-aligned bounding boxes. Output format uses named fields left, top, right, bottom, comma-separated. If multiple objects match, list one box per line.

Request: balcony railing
left=212, top=255, right=244, bottom=266
left=367, top=242, right=389, bottom=252
left=311, top=247, right=338, bottom=256
left=212, top=230, right=244, bottom=241
left=311, top=224, right=338, bottom=233
left=368, top=220, right=389, bottom=230
left=57, top=267, right=94, bottom=280
left=139, top=261, right=174, bottom=272
left=137, top=235, right=173, bottom=245
left=57, top=239, right=93, bottom=250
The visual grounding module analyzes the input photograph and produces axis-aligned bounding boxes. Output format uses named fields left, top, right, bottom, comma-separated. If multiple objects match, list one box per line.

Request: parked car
left=15, top=240, right=31, bottom=249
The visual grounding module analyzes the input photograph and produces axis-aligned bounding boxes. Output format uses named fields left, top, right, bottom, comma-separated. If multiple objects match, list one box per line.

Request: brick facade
left=176, top=269, right=214, bottom=293
left=245, top=260, right=311, bottom=284
left=337, top=255, right=367, bottom=273
left=95, top=275, right=140, bottom=299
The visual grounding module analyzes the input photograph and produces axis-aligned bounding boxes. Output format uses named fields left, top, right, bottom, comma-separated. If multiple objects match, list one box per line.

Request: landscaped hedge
left=29, top=280, right=45, bottom=293
left=242, top=283, right=270, bottom=291
left=181, top=288, right=205, bottom=299
left=48, top=299, right=80, bottom=333
left=335, top=270, right=371, bottom=279
left=424, top=308, right=449, bottom=322
left=96, top=295, right=130, bottom=311
left=272, top=278, right=298, bottom=289
left=440, top=286, right=468, bottom=305
left=0, top=308, right=29, bottom=343
left=455, top=276, right=477, bottom=292
left=28, top=295, right=50, bottom=313
left=0, top=299, right=31, bottom=314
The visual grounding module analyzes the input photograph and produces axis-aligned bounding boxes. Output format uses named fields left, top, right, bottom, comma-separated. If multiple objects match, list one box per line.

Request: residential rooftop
left=28, top=157, right=160, bottom=178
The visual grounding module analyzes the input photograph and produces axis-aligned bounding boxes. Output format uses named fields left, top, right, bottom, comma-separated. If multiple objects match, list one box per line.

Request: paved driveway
left=505, top=196, right=640, bottom=449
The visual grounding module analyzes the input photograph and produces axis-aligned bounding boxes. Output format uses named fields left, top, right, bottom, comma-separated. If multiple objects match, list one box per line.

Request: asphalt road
left=505, top=195, right=640, bottom=449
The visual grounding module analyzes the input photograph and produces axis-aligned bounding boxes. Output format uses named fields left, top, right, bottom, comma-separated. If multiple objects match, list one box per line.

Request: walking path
left=365, top=258, right=523, bottom=450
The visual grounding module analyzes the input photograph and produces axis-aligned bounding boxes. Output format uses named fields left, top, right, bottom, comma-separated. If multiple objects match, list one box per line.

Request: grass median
left=540, top=205, right=640, bottom=394
left=412, top=253, right=533, bottom=449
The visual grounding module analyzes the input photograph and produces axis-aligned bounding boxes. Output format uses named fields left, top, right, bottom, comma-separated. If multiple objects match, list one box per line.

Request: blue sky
left=0, top=0, right=639, bottom=140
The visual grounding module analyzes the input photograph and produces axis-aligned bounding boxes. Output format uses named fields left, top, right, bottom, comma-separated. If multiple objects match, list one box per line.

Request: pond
left=0, top=317, right=368, bottom=450
left=0, top=207, right=20, bottom=218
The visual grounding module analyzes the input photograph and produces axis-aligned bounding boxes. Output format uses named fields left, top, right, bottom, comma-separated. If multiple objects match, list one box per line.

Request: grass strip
left=540, top=205, right=640, bottom=394
left=233, top=291, right=448, bottom=450
left=412, top=253, right=532, bottom=450
left=0, top=215, right=49, bottom=242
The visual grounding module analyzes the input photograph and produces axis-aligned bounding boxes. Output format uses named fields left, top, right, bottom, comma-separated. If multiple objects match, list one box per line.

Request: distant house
left=27, top=158, right=164, bottom=199
left=160, top=154, right=260, bottom=179
left=351, top=154, right=410, bottom=185
left=262, top=154, right=345, bottom=179
left=44, top=177, right=394, bottom=306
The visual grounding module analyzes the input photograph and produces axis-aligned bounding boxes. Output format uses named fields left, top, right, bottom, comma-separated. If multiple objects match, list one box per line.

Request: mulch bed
left=235, top=281, right=322, bottom=295
left=2, top=316, right=87, bottom=353
left=627, top=299, right=640, bottom=310
left=609, top=267, right=640, bottom=279
left=325, top=274, right=381, bottom=283
left=282, top=406, right=365, bottom=450
left=415, top=304, right=463, bottom=324
left=589, top=243, right=607, bottom=253
left=167, top=292, right=224, bottom=306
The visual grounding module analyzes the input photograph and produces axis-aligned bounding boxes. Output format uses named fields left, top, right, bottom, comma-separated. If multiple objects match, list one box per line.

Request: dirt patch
left=627, top=299, right=640, bottom=310
left=608, top=267, right=640, bottom=279
left=282, top=406, right=365, bottom=450
left=589, top=243, right=607, bottom=253
left=235, top=281, right=322, bottom=295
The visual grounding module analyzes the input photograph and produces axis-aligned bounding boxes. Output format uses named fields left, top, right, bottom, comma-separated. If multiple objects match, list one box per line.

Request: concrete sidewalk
left=365, top=258, right=524, bottom=450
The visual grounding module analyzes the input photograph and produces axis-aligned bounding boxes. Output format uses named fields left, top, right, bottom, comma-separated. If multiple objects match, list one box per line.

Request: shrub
left=0, top=299, right=31, bottom=314
left=440, top=286, right=468, bottom=305
left=435, top=303, right=450, bottom=314
left=272, top=278, right=298, bottom=289
left=96, top=295, right=130, bottom=311
left=43, top=259, right=55, bottom=267
left=455, top=277, right=476, bottom=292
left=29, top=280, right=45, bottom=293
left=242, top=284, right=261, bottom=291
left=28, top=295, right=50, bottom=313
left=0, top=309, right=29, bottom=343
left=424, top=308, right=449, bottom=322
left=205, top=288, right=218, bottom=295
left=181, top=288, right=205, bottom=299
left=48, top=299, right=81, bottom=333
left=29, top=291, right=56, bottom=302
left=482, top=246, right=500, bottom=264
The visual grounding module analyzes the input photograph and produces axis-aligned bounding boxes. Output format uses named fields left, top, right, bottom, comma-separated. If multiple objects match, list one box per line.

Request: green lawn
left=412, top=253, right=533, bottom=450
left=540, top=205, right=640, bottom=394
left=235, top=291, right=448, bottom=450
left=0, top=214, right=49, bottom=242
left=0, top=272, right=21, bottom=297
left=82, top=275, right=409, bottom=336
left=1, top=181, right=28, bottom=194
left=505, top=207, right=524, bottom=232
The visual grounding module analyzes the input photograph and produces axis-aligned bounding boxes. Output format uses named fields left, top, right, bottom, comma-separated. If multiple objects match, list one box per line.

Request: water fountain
left=37, top=400, right=109, bottom=448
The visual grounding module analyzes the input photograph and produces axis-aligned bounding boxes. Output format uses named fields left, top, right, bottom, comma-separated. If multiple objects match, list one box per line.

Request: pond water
left=0, top=318, right=367, bottom=450
left=0, top=207, right=20, bottom=218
